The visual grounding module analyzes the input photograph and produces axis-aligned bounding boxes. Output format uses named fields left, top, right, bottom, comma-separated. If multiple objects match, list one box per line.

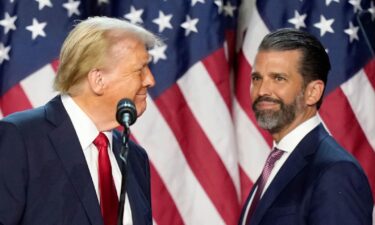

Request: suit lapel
left=46, top=96, right=103, bottom=225
left=250, top=148, right=308, bottom=225
left=250, top=125, right=328, bottom=225
left=239, top=178, right=260, bottom=225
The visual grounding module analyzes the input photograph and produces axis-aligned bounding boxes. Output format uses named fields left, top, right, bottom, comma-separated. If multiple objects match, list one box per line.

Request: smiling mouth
left=136, top=93, right=148, bottom=99
left=254, top=101, right=281, bottom=111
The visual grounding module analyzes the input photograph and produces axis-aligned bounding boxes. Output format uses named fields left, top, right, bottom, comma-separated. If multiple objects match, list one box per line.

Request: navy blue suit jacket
left=239, top=124, right=373, bottom=225
left=0, top=96, right=152, bottom=225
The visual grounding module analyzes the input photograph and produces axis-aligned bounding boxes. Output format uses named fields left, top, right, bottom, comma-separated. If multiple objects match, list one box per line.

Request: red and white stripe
left=0, top=63, right=57, bottom=116
left=132, top=97, right=227, bottom=225
left=131, top=46, right=242, bottom=224
left=235, top=0, right=273, bottom=204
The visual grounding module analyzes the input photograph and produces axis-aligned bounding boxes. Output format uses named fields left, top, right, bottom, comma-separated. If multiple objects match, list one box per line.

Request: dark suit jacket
left=0, top=96, right=152, bottom=225
left=239, top=124, right=373, bottom=225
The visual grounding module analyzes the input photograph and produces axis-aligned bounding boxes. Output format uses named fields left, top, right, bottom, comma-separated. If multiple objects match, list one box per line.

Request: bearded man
left=238, top=28, right=373, bottom=225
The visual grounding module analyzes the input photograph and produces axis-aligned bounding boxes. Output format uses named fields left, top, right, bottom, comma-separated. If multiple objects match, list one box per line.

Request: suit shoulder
left=315, top=135, right=360, bottom=166
left=129, top=140, right=148, bottom=159
left=1, top=107, right=45, bottom=129
left=313, top=136, right=373, bottom=202
left=112, top=130, right=149, bottom=160
left=308, top=134, right=370, bottom=189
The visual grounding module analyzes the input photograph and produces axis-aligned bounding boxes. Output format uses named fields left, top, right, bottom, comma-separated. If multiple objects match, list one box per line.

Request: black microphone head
left=116, top=98, right=137, bottom=126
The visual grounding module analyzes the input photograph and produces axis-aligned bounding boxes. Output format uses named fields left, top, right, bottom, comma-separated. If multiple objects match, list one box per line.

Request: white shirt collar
left=274, top=115, right=321, bottom=153
left=61, top=94, right=113, bottom=150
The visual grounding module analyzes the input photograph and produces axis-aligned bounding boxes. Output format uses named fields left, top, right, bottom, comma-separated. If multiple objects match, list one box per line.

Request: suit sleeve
left=0, top=121, right=28, bottom=225
left=308, top=161, right=373, bottom=225
left=144, top=150, right=151, bottom=210
left=137, top=144, right=152, bottom=210
left=141, top=148, right=152, bottom=224
left=128, top=141, right=152, bottom=223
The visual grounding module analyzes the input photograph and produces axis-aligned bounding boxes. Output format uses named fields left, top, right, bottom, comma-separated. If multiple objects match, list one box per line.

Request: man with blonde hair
left=0, top=16, right=159, bottom=225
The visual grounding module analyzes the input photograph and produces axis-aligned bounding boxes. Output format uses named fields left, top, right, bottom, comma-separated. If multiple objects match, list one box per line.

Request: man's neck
left=71, top=94, right=117, bottom=132
left=272, top=108, right=317, bottom=143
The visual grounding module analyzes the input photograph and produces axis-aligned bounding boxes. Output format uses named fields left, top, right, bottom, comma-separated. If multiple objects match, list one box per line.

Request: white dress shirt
left=242, top=115, right=321, bottom=225
left=61, top=94, right=132, bottom=225
left=265, top=115, right=321, bottom=195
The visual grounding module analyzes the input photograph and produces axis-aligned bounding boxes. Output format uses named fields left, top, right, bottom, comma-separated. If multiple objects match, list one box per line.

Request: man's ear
left=87, top=68, right=104, bottom=95
left=305, top=80, right=324, bottom=106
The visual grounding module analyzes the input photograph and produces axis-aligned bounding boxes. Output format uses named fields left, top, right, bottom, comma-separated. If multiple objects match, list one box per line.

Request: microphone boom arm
left=116, top=98, right=137, bottom=225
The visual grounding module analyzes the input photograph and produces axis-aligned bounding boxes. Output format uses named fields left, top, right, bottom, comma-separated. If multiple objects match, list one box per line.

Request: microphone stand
left=117, top=123, right=130, bottom=225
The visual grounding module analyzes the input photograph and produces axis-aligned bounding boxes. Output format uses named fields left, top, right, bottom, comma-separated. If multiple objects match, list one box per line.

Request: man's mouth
left=255, top=101, right=279, bottom=110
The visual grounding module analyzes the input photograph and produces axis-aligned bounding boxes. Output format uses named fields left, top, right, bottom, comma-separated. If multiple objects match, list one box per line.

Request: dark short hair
left=258, top=28, right=331, bottom=109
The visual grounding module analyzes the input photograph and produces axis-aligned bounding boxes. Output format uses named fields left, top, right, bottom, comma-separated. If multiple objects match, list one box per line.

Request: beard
left=252, top=92, right=305, bottom=134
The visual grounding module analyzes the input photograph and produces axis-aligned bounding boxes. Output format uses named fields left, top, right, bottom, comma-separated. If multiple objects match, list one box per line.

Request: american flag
left=0, top=1, right=374, bottom=225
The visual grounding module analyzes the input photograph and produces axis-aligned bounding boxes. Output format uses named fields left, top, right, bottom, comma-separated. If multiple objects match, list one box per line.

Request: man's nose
left=143, top=67, right=155, bottom=88
left=257, top=79, right=272, bottom=96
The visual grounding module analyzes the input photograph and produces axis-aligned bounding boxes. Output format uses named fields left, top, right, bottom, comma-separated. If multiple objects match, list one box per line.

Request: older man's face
left=101, top=37, right=155, bottom=122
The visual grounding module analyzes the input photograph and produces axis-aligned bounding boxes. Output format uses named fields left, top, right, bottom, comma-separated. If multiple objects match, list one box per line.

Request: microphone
left=116, top=98, right=137, bottom=225
left=116, top=98, right=137, bottom=127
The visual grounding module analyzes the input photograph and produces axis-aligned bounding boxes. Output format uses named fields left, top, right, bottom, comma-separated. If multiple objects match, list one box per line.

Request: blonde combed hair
left=54, top=16, right=160, bottom=94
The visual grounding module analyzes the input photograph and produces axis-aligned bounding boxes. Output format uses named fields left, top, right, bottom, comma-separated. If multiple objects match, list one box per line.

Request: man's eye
left=252, top=76, right=261, bottom=81
left=275, top=76, right=285, bottom=81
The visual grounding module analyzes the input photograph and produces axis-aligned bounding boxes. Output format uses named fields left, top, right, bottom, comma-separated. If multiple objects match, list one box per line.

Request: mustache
left=252, top=96, right=283, bottom=109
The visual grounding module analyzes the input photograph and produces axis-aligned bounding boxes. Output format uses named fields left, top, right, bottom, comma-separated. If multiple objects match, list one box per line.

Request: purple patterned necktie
left=245, top=148, right=284, bottom=224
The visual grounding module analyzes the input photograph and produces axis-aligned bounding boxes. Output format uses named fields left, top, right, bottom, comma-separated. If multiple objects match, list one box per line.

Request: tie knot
left=93, top=132, right=109, bottom=150
left=267, top=147, right=284, bottom=165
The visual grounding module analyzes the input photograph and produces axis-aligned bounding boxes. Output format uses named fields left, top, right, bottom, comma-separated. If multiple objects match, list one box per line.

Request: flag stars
left=181, top=15, right=199, bottom=36
left=314, top=15, right=335, bottom=37
left=35, top=0, right=53, bottom=10
left=0, top=13, right=17, bottom=34
left=223, top=1, right=236, bottom=17
left=153, top=11, right=173, bottom=33
left=0, top=43, right=11, bottom=64
left=288, top=10, right=307, bottom=29
left=26, top=18, right=47, bottom=40
left=63, top=0, right=81, bottom=17
left=325, top=0, right=339, bottom=6
left=344, top=22, right=359, bottom=43
left=124, top=6, right=144, bottom=24
left=149, top=45, right=167, bottom=63
left=349, top=0, right=362, bottom=13
left=191, top=0, right=205, bottom=6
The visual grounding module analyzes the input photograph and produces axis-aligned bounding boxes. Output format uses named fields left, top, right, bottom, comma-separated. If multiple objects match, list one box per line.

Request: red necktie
left=244, top=148, right=284, bottom=224
left=93, top=132, right=119, bottom=225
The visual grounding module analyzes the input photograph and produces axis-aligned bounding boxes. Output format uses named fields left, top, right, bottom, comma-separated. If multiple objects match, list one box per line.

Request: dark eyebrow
left=269, top=72, right=289, bottom=77
left=251, top=71, right=261, bottom=77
